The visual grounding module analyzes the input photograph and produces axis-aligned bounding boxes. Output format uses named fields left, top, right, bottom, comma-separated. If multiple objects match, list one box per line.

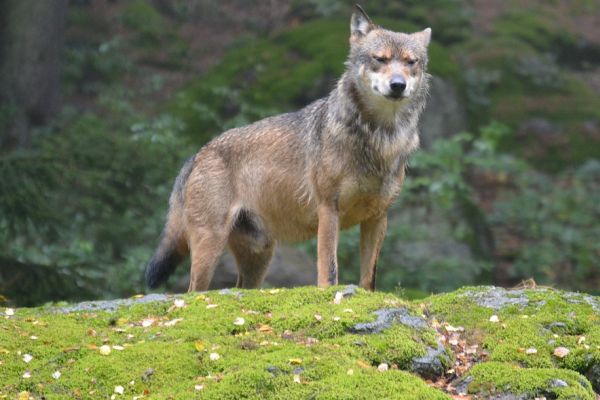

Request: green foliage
left=121, top=0, right=168, bottom=46
left=291, top=0, right=472, bottom=44
left=490, top=160, right=600, bottom=291
left=171, top=19, right=460, bottom=142
left=0, top=96, right=189, bottom=304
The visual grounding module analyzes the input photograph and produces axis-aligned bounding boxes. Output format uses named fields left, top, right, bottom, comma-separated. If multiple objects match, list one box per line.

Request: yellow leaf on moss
left=194, top=341, right=205, bottom=352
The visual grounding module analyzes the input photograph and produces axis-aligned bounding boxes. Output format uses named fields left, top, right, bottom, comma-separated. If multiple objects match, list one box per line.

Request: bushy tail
left=145, top=213, right=186, bottom=289
left=145, top=156, right=194, bottom=289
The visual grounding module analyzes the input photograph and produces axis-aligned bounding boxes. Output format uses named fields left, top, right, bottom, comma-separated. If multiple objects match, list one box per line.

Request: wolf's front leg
left=359, top=214, right=387, bottom=291
left=316, top=203, right=340, bottom=287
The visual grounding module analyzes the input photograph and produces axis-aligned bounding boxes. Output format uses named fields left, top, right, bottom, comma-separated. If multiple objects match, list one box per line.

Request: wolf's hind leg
left=229, top=209, right=274, bottom=289
left=188, top=228, right=228, bottom=292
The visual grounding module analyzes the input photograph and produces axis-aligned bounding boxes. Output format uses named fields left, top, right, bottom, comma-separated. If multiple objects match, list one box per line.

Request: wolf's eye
left=407, top=58, right=418, bottom=66
left=372, top=55, right=388, bottom=63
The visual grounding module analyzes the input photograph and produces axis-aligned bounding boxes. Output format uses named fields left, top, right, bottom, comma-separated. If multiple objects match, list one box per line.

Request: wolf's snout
left=389, top=75, right=407, bottom=97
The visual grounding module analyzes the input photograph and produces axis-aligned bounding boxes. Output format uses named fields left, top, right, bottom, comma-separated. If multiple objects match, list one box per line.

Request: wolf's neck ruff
left=324, top=71, right=429, bottom=174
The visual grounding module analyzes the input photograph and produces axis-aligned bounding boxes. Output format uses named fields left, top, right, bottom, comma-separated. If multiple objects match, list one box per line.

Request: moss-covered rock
left=1, top=286, right=598, bottom=399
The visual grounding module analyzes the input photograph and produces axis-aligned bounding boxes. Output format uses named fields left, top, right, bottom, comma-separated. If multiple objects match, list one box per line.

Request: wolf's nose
left=389, top=76, right=407, bottom=96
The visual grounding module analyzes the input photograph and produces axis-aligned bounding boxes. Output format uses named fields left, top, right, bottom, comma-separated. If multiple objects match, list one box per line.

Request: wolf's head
left=347, top=5, right=431, bottom=105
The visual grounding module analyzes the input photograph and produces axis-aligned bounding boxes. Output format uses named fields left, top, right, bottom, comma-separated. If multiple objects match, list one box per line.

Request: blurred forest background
left=1, top=0, right=599, bottom=306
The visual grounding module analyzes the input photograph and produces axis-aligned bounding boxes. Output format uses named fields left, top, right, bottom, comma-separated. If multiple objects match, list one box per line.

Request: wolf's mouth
left=384, top=93, right=408, bottom=101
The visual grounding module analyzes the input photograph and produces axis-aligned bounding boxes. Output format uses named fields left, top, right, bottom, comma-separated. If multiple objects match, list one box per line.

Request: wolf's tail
left=145, top=156, right=195, bottom=289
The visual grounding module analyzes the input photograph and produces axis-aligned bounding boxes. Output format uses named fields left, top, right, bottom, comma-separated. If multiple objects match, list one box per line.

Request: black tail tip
left=145, top=251, right=182, bottom=289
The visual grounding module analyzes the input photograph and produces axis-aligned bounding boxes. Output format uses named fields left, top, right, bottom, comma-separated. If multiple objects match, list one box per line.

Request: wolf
left=146, top=5, right=431, bottom=292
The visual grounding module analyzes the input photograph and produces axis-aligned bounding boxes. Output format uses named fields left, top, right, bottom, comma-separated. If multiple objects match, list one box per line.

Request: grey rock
left=266, top=365, right=281, bottom=376
left=549, top=379, right=568, bottom=388
left=564, top=292, right=600, bottom=313
left=141, top=368, right=154, bottom=382
left=218, top=288, right=242, bottom=297
left=452, top=375, right=473, bottom=396
left=460, top=287, right=530, bottom=310
left=585, top=363, right=600, bottom=392
left=56, top=293, right=171, bottom=313
left=340, top=285, right=358, bottom=298
left=350, top=308, right=428, bottom=334
left=411, top=344, right=450, bottom=380
left=545, top=322, right=568, bottom=334
left=419, top=76, right=468, bottom=148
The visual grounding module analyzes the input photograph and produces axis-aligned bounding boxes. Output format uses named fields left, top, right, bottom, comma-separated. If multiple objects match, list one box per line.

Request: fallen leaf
left=164, top=318, right=183, bottom=327
left=206, top=304, right=218, bottom=309
left=99, top=345, right=111, bottom=355
left=333, top=291, right=343, bottom=304
left=377, top=363, right=389, bottom=372
left=289, top=358, right=302, bottom=365
left=553, top=347, right=570, bottom=358
left=174, top=299, right=185, bottom=308
left=356, top=360, right=371, bottom=369
left=194, top=341, right=205, bottom=352
left=141, top=318, right=155, bottom=328
left=257, top=324, right=273, bottom=333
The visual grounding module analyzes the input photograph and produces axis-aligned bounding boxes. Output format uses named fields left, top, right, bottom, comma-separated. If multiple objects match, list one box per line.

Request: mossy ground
left=426, top=286, right=600, bottom=398
left=0, top=287, right=446, bottom=399
left=1, top=286, right=598, bottom=399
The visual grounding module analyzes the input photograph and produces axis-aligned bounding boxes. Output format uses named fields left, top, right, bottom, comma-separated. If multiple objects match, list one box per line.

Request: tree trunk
left=0, top=0, right=67, bottom=152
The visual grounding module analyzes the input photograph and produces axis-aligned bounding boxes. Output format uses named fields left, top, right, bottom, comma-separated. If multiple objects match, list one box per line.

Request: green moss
left=0, top=287, right=445, bottom=399
left=467, top=362, right=595, bottom=399
left=426, top=287, right=600, bottom=380
left=3, top=286, right=598, bottom=398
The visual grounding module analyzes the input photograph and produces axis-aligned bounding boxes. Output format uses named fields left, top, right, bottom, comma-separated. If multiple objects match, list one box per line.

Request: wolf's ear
left=350, top=4, right=374, bottom=40
left=414, top=27, right=432, bottom=47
